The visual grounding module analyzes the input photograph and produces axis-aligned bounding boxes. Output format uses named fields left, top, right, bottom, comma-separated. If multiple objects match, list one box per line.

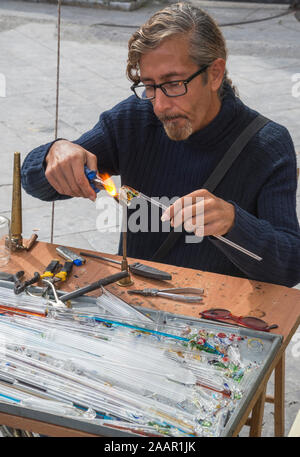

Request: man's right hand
left=45, top=140, right=98, bottom=201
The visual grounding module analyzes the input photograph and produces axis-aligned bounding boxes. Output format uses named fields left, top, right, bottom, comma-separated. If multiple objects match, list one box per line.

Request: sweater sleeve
left=210, top=126, right=300, bottom=287
left=21, top=110, right=120, bottom=202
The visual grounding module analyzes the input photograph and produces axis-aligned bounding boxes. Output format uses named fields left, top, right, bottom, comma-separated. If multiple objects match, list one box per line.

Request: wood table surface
left=1, top=240, right=300, bottom=437
left=2, top=240, right=300, bottom=344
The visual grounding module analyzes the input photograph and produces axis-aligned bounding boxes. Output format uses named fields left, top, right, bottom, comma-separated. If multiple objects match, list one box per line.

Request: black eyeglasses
left=131, top=64, right=209, bottom=101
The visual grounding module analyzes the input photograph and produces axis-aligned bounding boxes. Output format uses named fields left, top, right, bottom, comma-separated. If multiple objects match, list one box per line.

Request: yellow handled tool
left=52, top=261, right=74, bottom=284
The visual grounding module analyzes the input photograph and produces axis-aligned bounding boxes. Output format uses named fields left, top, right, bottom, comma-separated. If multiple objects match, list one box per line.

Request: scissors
left=127, top=287, right=204, bottom=303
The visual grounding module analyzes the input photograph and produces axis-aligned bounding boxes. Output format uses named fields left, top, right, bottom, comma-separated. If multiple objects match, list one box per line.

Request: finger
left=183, top=215, right=196, bottom=233
left=71, top=159, right=96, bottom=201
left=83, top=152, right=99, bottom=200
left=161, top=195, right=194, bottom=224
left=161, top=198, right=180, bottom=222
left=183, top=208, right=205, bottom=233
left=47, top=157, right=89, bottom=198
left=46, top=165, right=74, bottom=196
left=161, top=189, right=211, bottom=222
left=85, top=151, right=98, bottom=172
left=55, top=155, right=86, bottom=197
left=66, top=165, right=87, bottom=198
left=173, top=197, right=206, bottom=228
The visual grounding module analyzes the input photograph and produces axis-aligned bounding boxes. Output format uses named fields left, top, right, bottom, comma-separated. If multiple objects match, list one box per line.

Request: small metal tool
left=14, top=260, right=60, bottom=295
left=128, top=287, right=204, bottom=303
left=84, top=165, right=106, bottom=193
left=14, top=272, right=41, bottom=295
left=80, top=252, right=172, bottom=281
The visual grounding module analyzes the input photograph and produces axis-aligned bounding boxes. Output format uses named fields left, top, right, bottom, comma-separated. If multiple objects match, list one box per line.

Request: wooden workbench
left=0, top=240, right=300, bottom=437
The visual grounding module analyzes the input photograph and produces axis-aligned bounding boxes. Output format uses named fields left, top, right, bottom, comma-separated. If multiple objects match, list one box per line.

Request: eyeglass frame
left=199, top=308, right=278, bottom=332
left=130, top=64, right=210, bottom=100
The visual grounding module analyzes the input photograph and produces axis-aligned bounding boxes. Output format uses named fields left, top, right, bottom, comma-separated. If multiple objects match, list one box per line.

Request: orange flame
left=99, top=173, right=117, bottom=197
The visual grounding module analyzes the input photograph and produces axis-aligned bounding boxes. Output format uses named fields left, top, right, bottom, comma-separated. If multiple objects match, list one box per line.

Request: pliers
left=41, top=260, right=73, bottom=299
left=29, top=260, right=74, bottom=306
left=127, top=287, right=204, bottom=303
left=14, top=260, right=61, bottom=295
left=50, top=260, right=73, bottom=286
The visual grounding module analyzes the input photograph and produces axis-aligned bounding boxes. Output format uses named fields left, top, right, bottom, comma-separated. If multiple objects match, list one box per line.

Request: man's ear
left=208, top=58, right=226, bottom=92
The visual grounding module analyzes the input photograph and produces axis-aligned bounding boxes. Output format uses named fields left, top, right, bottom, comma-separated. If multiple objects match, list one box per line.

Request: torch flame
left=99, top=173, right=117, bottom=197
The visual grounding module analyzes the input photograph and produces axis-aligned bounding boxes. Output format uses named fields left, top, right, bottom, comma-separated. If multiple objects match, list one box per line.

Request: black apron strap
left=151, top=114, right=270, bottom=262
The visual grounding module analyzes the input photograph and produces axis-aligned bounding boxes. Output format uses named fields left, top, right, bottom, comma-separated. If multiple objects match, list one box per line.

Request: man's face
left=139, top=36, right=221, bottom=141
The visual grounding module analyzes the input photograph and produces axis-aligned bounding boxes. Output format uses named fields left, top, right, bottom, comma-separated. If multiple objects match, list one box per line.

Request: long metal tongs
left=127, top=287, right=204, bottom=303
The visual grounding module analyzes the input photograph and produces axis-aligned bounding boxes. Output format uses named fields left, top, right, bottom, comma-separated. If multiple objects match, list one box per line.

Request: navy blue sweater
left=21, top=88, right=300, bottom=287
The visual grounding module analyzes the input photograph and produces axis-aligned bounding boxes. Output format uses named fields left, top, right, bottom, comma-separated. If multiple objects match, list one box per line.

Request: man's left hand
left=161, top=189, right=235, bottom=237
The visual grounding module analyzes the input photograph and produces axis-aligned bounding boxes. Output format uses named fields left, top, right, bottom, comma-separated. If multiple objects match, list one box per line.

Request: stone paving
left=0, top=0, right=299, bottom=436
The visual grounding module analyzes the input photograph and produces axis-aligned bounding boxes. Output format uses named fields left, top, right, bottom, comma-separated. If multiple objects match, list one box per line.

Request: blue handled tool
left=84, top=165, right=105, bottom=194
left=84, top=166, right=119, bottom=204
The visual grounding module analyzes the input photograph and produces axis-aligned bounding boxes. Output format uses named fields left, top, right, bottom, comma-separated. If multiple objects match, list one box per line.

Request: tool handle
left=55, top=261, right=74, bottom=282
left=84, top=165, right=100, bottom=194
left=129, top=262, right=172, bottom=281
left=79, top=253, right=172, bottom=280
left=62, top=260, right=74, bottom=275
left=46, top=260, right=58, bottom=273
left=157, top=292, right=203, bottom=303
left=159, top=287, right=204, bottom=294
left=59, top=271, right=129, bottom=302
left=41, top=260, right=60, bottom=279
left=24, top=271, right=41, bottom=286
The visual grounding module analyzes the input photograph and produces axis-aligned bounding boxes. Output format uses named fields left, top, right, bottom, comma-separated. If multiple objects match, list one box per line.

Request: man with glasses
left=21, top=3, right=300, bottom=287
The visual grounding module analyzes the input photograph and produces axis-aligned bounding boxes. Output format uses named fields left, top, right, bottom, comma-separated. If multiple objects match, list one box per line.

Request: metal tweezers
left=128, top=287, right=204, bottom=303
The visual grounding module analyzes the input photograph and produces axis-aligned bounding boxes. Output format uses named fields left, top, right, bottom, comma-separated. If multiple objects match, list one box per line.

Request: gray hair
left=127, top=2, right=237, bottom=98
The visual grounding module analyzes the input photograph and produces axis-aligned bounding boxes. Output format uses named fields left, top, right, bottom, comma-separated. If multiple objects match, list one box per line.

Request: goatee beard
left=160, top=116, right=193, bottom=141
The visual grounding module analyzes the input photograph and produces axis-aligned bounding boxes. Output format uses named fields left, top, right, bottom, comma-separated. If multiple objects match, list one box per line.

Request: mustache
left=158, top=114, right=189, bottom=122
